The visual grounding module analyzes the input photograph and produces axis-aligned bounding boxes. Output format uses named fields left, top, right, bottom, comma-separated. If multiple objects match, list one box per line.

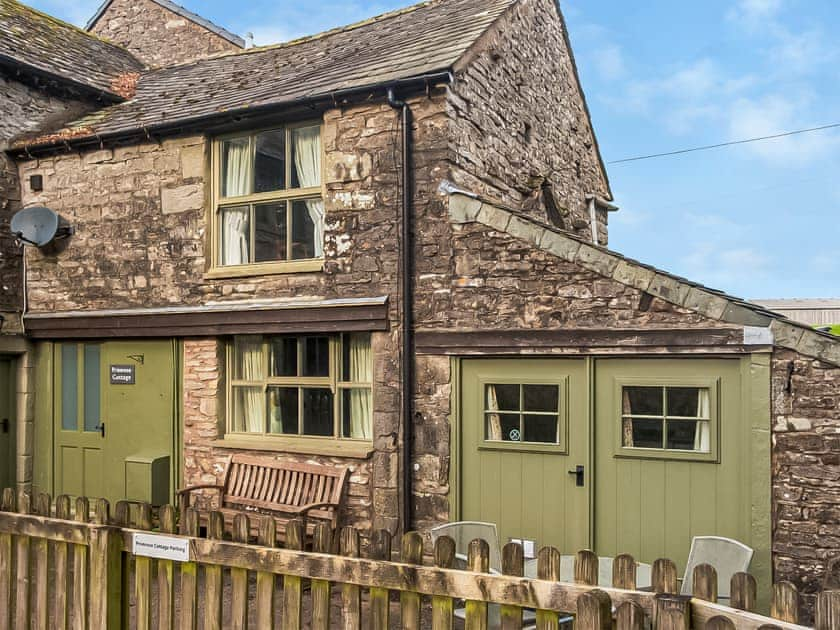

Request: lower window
left=227, top=333, right=372, bottom=441
left=484, top=383, right=562, bottom=445
left=621, top=385, right=711, bottom=453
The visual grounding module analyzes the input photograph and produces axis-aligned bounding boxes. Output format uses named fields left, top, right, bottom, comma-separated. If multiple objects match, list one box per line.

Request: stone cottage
left=1, top=0, right=838, bottom=617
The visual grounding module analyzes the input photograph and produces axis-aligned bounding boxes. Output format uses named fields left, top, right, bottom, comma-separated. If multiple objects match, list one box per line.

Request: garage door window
left=485, top=384, right=562, bottom=445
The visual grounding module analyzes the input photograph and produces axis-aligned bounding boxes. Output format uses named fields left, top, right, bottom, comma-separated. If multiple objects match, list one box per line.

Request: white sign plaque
left=132, top=533, right=191, bottom=562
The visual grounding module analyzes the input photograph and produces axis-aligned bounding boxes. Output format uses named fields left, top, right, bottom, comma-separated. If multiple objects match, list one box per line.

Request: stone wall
left=89, top=0, right=242, bottom=68
left=771, top=348, right=840, bottom=621
left=447, top=0, right=611, bottom=244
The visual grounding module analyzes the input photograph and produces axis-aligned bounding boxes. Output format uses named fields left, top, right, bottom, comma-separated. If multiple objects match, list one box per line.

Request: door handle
left=0, top=418, right=8, bottom=434
left=97, top=422, right=105, bottom=438
left=568, top=465, right=584, bottom=487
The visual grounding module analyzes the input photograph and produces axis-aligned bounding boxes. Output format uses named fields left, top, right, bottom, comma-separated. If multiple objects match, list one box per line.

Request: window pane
left=524, top=414, right=558, bottom=443
left=254, top=202, right=287, bottom=263
left=254, top=129, right=286, bottom=193
left=667, top=420, right=701, bottom=450
left=487, top=384, right=519, bottom=412
left=219, top=205, right=250, bottom=266
left=342, top=389, right=372, bottom=439
left=290, top=125, right=321, bottom=188
left=628, top=418, right=663, bottom=448
left=291, top=199, right=319, bottom=260
left=302, top=336, right=330, bottom=377
left=221, top=137, right=252, bottom=197
left=232, top=387, right=266, bottom=433
left=342, top=333, right=372, bottom=383
left=233, top=336, right=265, bottom=380
left=523, top=385, right=558, bottom=412
left=486, top=413, right=520, bottom=442
left=83, top=345, right=100, bottom=433
left=61, top=345, right=78, bottom=431
left=623, top=386, right=663, bottom=416
left=303, top=388, right=334, bottom=436
left=667, top=387, right=706, bottom=417
left=269, top=387, right=299, bottom=435
left=270, top=337, right=298, bottom=377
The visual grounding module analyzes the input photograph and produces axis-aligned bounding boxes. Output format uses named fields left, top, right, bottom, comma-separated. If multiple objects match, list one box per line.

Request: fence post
left=281, top=519, right=304, bottom=630
left=771, top=581, right=800, bottom=625
left=32, top=493, right=51, bottom=630
left=536, top=546, right=562, bottom=630
left=180, top=508, right=199, bottom=630
left=230, top=514, right=250, bottom=630
left=400, top=531, right=424, bottom=630
left=311, top=522, right=333, bottom=630
left=72, top=496, right=90, bottom=630
left=157, top=505, right=177, bottom=630
left=14, top=491, right=32, bottom=630
left=134, top=502, right=153, bottom=630
left=204, top=511, right=225, bottom=630
left=0, top=488, right=16, bottom=630
left=114, top=500, right=132, bottom=630
left=256, top=517, right=277, bottom=630
left=654, top=594, right=691, bottom=630
left=816, top=590, right=840, bottom=630
left=692, top=563, right=718, bottom=603
left=575, top=550, right=599, bottom=586
left=370, top=529, right=392, bottom=630
left=500, top=542, right=524, bottom=630
left=88, top=499, right=122, bottom=630
left=54, top=495, right=72, bottom=630
left=577, top=590, right=612, bottom=630
left=339, top=527, right=361, bottom=630
left=616, top=601, right=646, bottom=630
left=613, top=554, right=637, bottom=590
left=431, top=536, right=455, bottom=630
left=652, top=559, right=679, bottom=594
left=731, top=572, right=757, bottom=612
left=465, top=538, right=490, bottom=630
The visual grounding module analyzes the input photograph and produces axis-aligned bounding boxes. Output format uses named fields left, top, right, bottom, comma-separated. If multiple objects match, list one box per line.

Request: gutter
left=387, top=86, right=415, bottom=533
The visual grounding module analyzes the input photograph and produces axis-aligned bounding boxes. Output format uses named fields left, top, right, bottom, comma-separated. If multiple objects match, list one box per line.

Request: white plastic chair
left=680, top=536, right=754, bottom=599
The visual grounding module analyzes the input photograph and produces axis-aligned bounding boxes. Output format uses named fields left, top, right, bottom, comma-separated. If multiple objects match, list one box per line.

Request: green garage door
left=0, top=360, right=13, bottom=490
left=461, top=359, right=590, bottom=554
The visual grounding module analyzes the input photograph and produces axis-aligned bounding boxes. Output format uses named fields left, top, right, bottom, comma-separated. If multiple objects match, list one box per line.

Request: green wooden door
left=54, top=341, right=175, bottom=504
left=461, top=359, right=590, bottom=554
left=594, top=358, right=750, bottom=573
left=0, top=360, right=13, bottom=490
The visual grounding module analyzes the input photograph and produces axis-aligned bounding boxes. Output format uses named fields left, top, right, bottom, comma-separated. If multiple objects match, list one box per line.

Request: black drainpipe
left=387, top=87, right=414, bottom=532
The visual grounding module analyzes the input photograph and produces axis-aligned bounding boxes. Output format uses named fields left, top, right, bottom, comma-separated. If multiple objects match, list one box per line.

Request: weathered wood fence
left=0, top=489, right=836, bottom=630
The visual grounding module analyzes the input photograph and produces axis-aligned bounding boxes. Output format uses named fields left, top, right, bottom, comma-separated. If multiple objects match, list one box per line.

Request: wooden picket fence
left=0, top=489, right=838, bottom=630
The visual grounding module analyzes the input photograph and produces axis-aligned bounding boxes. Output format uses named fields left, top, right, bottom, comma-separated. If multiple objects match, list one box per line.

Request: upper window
left=484, top=383, right=563, bottom=446
left=214, top=124, right=323, bottom=270
left=226, top=333, right=372, bottom=442
left=621, top=386, right=711, bottom=453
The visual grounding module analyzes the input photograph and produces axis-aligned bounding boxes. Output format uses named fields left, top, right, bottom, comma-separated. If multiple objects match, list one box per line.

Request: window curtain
left=693, top=389, right=711, bottom=452
left=622, top=388, right=634, bottom=447
left=486, top=385, right=502, bottom=441
left=222, top=139, right=252, bottom=265
left=348, top=335, right=372, bottom=439
left=292, top=127, right=324, bottom=257
left=235, top=338, right=265, bottom=434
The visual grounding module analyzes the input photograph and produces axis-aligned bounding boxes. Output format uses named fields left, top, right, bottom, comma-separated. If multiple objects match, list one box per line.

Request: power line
left=608, top=122, right=840, bottom=164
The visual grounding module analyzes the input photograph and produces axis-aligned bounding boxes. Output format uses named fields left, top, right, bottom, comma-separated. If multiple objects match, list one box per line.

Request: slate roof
left=0, top=0, right=143, bottom=100
left=86, top=0, right=245, bottom=48
left=15, top=0, right=516, bottom=148
left=446, top=186, right=840, bottom=367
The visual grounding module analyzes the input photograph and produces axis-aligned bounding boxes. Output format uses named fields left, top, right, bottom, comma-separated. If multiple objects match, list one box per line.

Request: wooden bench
left=177, top=454, right=349, bottom=543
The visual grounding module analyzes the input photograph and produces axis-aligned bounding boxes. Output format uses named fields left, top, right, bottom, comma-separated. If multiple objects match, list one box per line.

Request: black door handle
left=97, top=422, right=105, bottom=438
left=0, top=418, right=7, bottom=434
left=568, top=465, right=584, bottom=487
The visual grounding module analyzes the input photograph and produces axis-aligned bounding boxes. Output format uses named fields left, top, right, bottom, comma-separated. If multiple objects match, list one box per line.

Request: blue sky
left=30, top=0, right=840, bottom=299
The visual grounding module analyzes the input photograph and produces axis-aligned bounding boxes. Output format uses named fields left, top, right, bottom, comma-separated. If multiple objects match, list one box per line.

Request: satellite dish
left=10, top=206, right=72, bottom=247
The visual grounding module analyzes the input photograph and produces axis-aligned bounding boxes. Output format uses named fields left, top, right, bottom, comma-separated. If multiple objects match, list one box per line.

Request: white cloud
left=727, top=0, right=784, bottom=25
left=680, top=242, right=771, bottom=292
left=245, top=25, right=296, bottom=47
left=592, top=44, right=625, bottom=81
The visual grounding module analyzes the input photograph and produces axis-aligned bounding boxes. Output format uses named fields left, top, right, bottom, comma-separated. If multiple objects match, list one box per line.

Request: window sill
left=213, top=435, right=374, bottom=459
left=479, top=442, right=568, bottom=455
left=205, top=259, right=324, bottom=279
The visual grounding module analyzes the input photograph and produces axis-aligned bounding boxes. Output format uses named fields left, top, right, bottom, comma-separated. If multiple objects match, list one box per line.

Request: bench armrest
left=177, top=485, right=224, bottom=513
left=290, top=501, right=337, bottom=516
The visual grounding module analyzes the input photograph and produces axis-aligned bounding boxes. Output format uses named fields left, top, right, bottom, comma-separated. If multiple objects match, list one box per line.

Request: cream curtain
left=693, top=389, right=711, bottom=452
left=235, top=337, right=265, bottom=434
left=292, top=126, right=324, bottom=257
left=221, top=139, right=252, bottom=265
left=622, top=388, right=634, bottom=447
left=486, top=385, right=502, bottom=441
left=347, top=335, right=372, bottom=439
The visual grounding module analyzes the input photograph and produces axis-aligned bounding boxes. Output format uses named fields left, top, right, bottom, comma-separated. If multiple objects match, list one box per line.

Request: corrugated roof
left=15, top=0, right=515, bottom=148
left=0, top=0, right=143, bottom=99
left=86, top=0, right=245, bottom=48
